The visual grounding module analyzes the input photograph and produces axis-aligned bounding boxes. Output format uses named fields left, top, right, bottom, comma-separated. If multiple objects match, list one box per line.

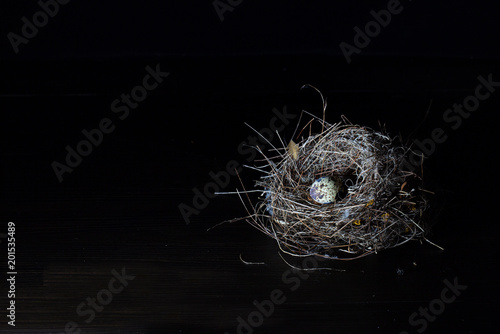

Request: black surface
left=1, top=1, right=500, bottom=333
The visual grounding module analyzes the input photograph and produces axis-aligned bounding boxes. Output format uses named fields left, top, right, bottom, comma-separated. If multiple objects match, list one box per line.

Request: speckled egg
left=310, top=176, right=340, bottom=204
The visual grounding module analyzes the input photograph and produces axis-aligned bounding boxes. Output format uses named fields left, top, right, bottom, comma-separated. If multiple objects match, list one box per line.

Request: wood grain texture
left=1, top=53, right=499, bottom=333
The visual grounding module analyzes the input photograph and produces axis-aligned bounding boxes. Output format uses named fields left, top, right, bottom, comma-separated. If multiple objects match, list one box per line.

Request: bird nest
left=232, top=105, right=435, bottom=260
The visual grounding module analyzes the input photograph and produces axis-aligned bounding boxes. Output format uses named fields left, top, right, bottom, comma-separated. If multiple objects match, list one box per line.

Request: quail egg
left=309, top=176, right=340, bottom=204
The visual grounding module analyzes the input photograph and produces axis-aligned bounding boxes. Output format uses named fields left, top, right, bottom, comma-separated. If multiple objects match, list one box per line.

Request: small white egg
left=310, top=176, right=340, bottom=204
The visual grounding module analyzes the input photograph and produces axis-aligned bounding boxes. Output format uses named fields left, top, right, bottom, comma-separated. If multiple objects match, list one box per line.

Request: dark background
left=1, top=0, right=499, bottom=333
